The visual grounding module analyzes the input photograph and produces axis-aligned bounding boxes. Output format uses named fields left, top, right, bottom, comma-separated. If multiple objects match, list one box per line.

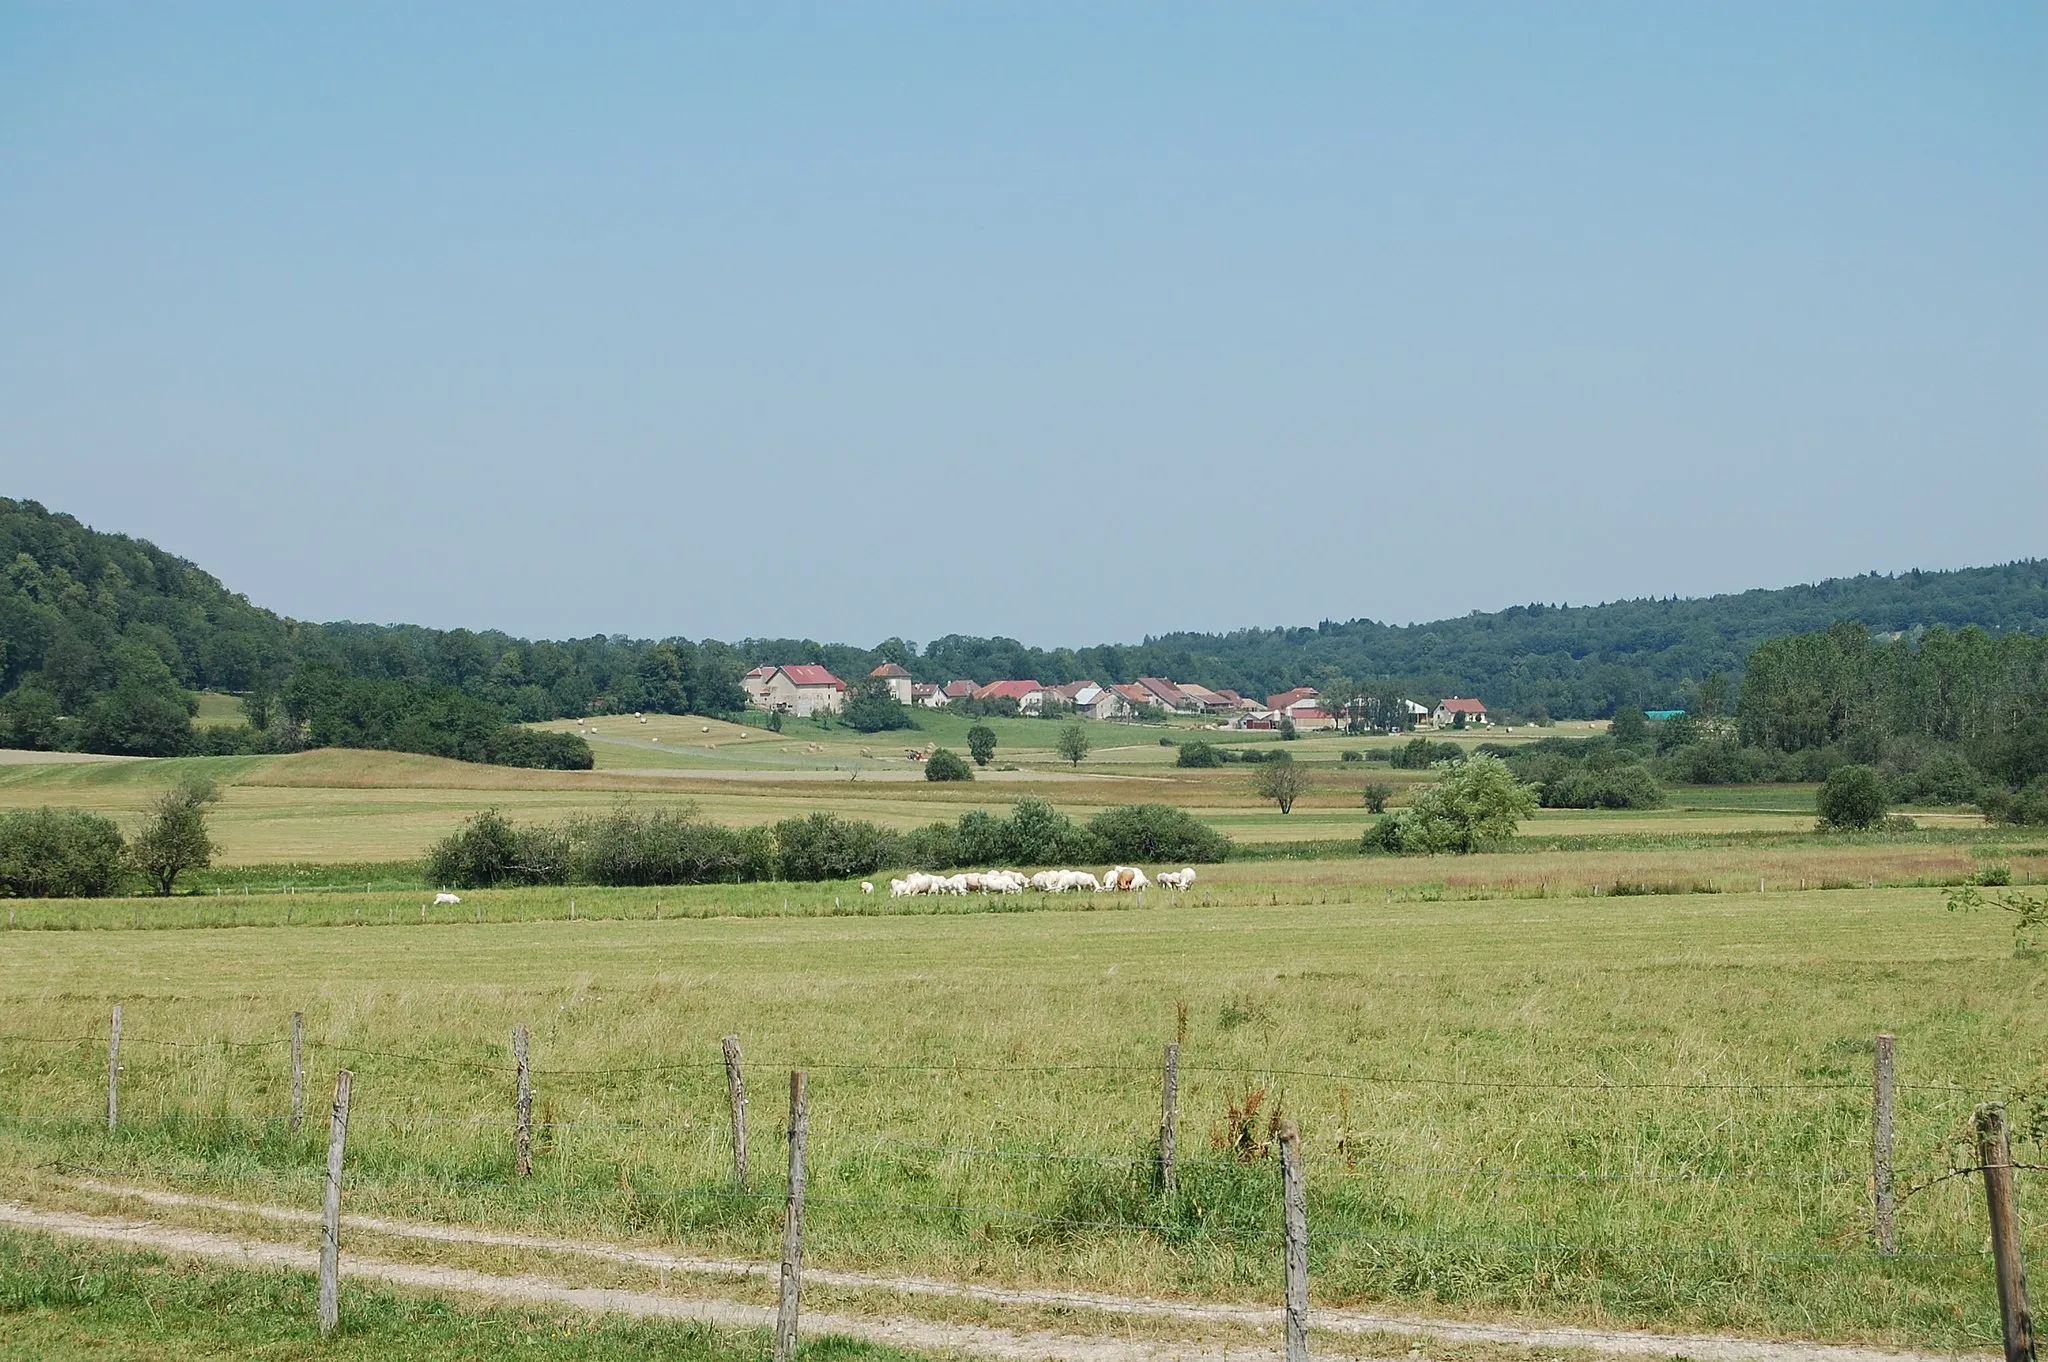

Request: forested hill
left=3, top=497, right=2046, bottom=755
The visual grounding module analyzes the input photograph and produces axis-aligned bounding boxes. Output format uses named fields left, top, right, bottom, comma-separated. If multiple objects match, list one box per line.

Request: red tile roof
left=778, top=665, right=845, bottom=690
left=974, top=679, right=1043, bottom=702
left=1050, top=680, right=1095, bottom=700
left=868, top=663, right=913, bottom=679
left=1137, top=677, right=1188, bottom=708
left=1266, top=686, right=1320, bottom=710
left=943, top=679, right=979, bottom=699
left=1437, top=696, right=1488, bottom=713
left=1113, top=683, right=1154, bottom=706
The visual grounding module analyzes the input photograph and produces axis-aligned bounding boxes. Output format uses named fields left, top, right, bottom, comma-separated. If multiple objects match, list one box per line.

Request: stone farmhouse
left=742, top=664, right=849, bottom=717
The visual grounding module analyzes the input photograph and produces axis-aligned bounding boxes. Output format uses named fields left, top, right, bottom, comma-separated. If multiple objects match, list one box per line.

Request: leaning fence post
left=1159, top=1042, right=1180, bottom=1195
left=319, top=1069, right=354, bottom=1335
left=773, top=1070, right=809, bottom=1362
left=1872, top=1032, right=1895, bottom=1254
left=1278, top=1118, right=1310, bottom=1362
left=722, top=1035, right=749, bottom=1186
left=106, top=1005, right=122, bottom=1131
left=1978, top=1104, right=2036, bottom=1362
left=290, top=1011, right=306, bottom=1135
left=513, top=1025, right=533, bottom=1178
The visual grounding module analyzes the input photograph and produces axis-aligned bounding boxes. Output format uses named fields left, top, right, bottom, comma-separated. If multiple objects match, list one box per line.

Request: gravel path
left=9, top=1183, right=1985, bottom=1362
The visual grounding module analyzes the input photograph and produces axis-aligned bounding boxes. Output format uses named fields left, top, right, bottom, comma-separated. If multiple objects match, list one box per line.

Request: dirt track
left=0, top=1182, right=1980, bottom=1362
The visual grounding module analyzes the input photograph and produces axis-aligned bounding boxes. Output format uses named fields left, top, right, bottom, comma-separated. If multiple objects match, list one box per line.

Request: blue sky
left=3, top=5, right=2041, bottom=648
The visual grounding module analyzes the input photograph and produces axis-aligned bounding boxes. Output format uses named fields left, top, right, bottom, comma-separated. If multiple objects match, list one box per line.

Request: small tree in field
left=133, top=777, right=220, bottom=895
left=1817, top=764, right=1889, bottom=830
left=1378, top=755, right=1536, bottom=854
left=967, top=724, right=997, bottom=767
left=1056, top=724, right=1090, bottom=768
left=1254, top=757, right=1306, bottom=814
left=925, top=748, right=974, bottom=782
left=1362, top=781, right=1393, bottom=814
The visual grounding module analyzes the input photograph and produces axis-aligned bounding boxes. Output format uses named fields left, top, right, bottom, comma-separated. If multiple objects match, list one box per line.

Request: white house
left=1432, top=696, right=1489, bottom=727
left=867, top=662, right=914, bottom=705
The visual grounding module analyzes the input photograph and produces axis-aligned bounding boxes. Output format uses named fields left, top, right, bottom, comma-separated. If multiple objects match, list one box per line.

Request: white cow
left=433, top=892, right=462, bottom=906
left=1156, top=868, right=1198, bottom=891
left=860, top=881, right=874, bottom=894
left=1100, top=867, right=1150, bottom=892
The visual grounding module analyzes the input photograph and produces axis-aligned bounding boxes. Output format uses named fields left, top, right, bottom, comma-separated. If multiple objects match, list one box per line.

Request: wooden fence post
left=1159, top=1042, right=1179, bottom=1196
left=1978, top=1104, right=2036, bottom=1362
left=319, top=1069, right=354, bottom=1335
left=106, top=1005, right=122, bottom=1131
left=1278, top=1118, right=1309, bottom=1362
left=290, top=1011, right=306, bottom=1135
left=513, top=1025, right=533, bottom=1178
left=722, top=1035, right=749, bottom=1187
left=1872, top=1032, right=1895, bottom=1255
left=773, top=1070, right=809, bottom=1362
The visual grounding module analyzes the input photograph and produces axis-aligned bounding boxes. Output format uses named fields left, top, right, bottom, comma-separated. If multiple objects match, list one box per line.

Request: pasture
left=1, top=878, right=2043, bottom=1350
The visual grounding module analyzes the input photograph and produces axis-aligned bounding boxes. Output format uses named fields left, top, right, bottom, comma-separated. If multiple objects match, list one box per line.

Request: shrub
left=1374, top=755, right=1538, bottom=854
left=0, top=808, right=128, bottom=897
left=772, top=813, right=899, bottom=881
left=426, top=808, right=537, bottom=888
left=897, top=821, right=960, bottom=869
left=487, top=727, right=595, bottom=770
left=925, top=748, right=974, bottom=782
left=1176, top=741, right=1222, bottom=768
left=1341, top=750, right=1363, bottom=763
left=1981, top=778, right=2048, bottom=827
left=1541, top=764, right=1665, bottom=810
left=1362, top=781, right=1393, bottom=814
left=844, top=679, right=917, bottom=733
left=1088, top=804, right=1232, bottom=863
left=428, top=803, right=777, bottom=888
left=1392, top=738, right=1461, bottom=770
left=1816, top=764, right=1889, bottom=830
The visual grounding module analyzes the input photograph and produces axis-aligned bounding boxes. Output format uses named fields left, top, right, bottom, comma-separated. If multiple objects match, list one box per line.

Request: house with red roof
left=867, top=662, right=914, bottom=705
left=911, top=681, right=945, bottom=708
left=1113, top=683, right=1156, bottom=713
left=974, top=679, right=1046, bottom=714
left=1172, top=682, right=1236, bottom=714
left=743, top=664, right=848, bottom=717
left=1135, top=677, right=1193, bottom=712
left=942, top=679, right=978, bottom=702
left=1432, top=696, right=1490, bottom=727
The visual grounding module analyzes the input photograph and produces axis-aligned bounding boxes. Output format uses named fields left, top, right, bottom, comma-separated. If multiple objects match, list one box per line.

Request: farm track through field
left=5, top=1180, right=1978, bottom=1362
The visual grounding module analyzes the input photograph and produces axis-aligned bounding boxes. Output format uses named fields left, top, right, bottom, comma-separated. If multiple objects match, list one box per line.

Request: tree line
left=4, top=497, right=2044, bottom=763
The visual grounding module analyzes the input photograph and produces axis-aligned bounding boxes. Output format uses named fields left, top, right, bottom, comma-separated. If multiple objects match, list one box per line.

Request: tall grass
left=0, top=884, right=2038, bottom=1347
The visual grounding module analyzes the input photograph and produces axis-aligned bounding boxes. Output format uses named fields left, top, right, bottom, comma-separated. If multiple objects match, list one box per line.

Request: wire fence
left=2, top=1017, right=2036, bottom=1293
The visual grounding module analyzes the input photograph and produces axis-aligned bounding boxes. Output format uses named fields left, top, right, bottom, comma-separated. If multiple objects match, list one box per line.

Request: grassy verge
left=0, top=1224, right=927, bottom=1361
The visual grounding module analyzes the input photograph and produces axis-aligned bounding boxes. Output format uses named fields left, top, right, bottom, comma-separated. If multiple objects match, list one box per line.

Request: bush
left=487, top=727, right=595, bottom=770
left=428, top=803, right=778, bottom=888
left=772, top=812, right=898, bottom=881
left=0, top=808, right=128, bottom=897
left=1372, top=755, right=1538, bottom=854
left=1658, top=738, right=1772, bottom=785
left=426, top=808, right=546, bottom=888
left=1341, top=750, right=1363, bottom=763
left=1391, top=738, right=1462, bottom=770
left=844, top=679, right=918, bottom=733
left=1541, top=764, right=1665, bottom=809
left=1176, top=741, right=1222, bottom=768
left=1362, top=781, right=1393, bottom=814
left=1087, top=804, right=1232, bottom=863
left=898, top=821, right=960, bottom=869
left=925, top=748, right=974, bottom=781
left=1980, top=777, right=2048, bottom=827
left=1817, top=764, right=1890, bottom=830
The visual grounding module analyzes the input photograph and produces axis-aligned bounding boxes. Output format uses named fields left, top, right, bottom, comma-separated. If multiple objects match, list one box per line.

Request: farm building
left=743, top=664, right=849, bottom=717
left=867, top=662, right=914, bottom=705
left=911, top=682, right=946, bottom=708
left=1113, top=683, right=1156, bottom=713
left=1432, top=696, right=1490, bottom=727
left=942, top=680, right=978, bottom=703
left=975, top=679, right=1046, bottom=714
left=1135, top=678, right=1194, bottom=712
left=1071, top=683, right=1132, bottom=721
left=1173, top=682, right=1237, bottom=714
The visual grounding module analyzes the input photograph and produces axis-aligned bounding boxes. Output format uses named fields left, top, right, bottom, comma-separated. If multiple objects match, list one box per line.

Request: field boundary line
left=54, top=1179, right=1980, bottom=1362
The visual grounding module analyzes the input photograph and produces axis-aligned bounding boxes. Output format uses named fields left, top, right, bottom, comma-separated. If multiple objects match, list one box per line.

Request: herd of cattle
left=865, top=866, right=1198, bottom=897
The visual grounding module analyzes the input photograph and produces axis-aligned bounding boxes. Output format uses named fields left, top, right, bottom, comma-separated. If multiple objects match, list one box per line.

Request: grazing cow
left=433, top=892, right=462, bottom=906
left=1156, top=868, right=1198, bottom=891
left=1101, top=867, right=1150, bottom=892
left=860, top=881, right=874, bottom=894
left=889, top=879, right=910, bottom=898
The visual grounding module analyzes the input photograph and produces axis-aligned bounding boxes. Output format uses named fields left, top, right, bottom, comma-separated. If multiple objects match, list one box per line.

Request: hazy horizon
left=5, top=6, right=2042, bottom=648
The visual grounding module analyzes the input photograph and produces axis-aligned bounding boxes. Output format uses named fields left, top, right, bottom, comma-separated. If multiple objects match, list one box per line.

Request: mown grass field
left=2, top=878, right=2043, bottom=1348
left=0, top=732, right=1987, bottom=866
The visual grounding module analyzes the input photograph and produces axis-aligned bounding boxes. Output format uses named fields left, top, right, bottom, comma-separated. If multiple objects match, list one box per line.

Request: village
left=741, top=662, right=1493, bottom=731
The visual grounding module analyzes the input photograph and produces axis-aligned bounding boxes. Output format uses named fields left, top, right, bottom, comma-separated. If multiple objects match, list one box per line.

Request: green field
left=1, top=878, right=2041, bottom=1349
